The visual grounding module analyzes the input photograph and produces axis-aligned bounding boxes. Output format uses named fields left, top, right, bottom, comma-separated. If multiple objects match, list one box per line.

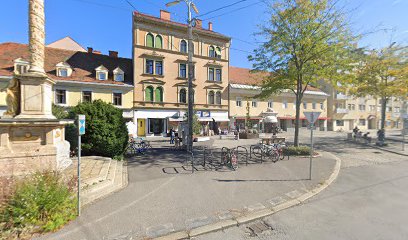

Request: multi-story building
left=132, top=10, right=231, bottom=136
left=229, top=67, right=329, bottom=132
left=324, top=84, right=404, bottom=131
left=0, top=42, right=134, bottom=119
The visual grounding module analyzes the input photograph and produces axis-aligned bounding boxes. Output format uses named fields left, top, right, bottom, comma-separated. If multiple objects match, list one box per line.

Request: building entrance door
left=137, top=119, right=146, bottom=136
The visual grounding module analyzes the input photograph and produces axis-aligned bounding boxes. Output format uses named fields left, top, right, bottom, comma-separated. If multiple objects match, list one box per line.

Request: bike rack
left=235, top=146, right=248, bottom=166
left=249, top=144, right=263, bottom=163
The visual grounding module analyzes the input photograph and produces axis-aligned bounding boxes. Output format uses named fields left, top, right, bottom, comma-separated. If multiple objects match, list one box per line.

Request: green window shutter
left=146, top=34, right=154, bottom=47
left=155, top=87, right=163, bottom=102
left=145, top=87, right=153, bottom=101
left=155, top=35, right=163, bottom=49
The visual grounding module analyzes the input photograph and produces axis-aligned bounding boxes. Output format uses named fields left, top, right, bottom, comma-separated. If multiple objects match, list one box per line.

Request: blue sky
left=1, top=0, right=407, bottom=68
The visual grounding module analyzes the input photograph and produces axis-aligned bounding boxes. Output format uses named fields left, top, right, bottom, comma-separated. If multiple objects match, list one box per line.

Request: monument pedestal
left=0, top=119, right=73, bottom=177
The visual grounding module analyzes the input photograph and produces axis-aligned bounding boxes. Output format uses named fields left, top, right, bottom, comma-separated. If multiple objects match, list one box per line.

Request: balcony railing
left=335, top=93, right=349, bottom=100
left=335, top=108, right=349, bottom=114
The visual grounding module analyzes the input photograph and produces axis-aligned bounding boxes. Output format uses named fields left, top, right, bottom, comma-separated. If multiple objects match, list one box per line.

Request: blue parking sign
left=78, top=115, right=86, bottom=135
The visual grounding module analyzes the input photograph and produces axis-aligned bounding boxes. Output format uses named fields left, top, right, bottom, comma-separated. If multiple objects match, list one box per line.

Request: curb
left=349, top=140, right=408, bottom=157
left=153, top=151, right=342, bottom=240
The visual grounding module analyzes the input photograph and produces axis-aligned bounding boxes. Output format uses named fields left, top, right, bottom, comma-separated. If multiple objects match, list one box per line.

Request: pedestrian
left=169, top=128, right=175, bottom=144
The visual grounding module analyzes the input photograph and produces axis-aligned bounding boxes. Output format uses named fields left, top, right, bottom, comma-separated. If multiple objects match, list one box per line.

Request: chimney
left=160, top=10, right=171, bottom=21
left=195, top=19, right=202, bottom=29
left=93, top=50, right=101, bottom=55
left=109, top=50, right=118, bottom=58
left=87, top=47, right=93, bottom=53
left=208, top=22, right=213, bottom=31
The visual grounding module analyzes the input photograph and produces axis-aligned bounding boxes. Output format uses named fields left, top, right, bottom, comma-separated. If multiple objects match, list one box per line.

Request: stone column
left=28, top=0, right=45, bottom=74
left=15, top=0, right=55, bottom=119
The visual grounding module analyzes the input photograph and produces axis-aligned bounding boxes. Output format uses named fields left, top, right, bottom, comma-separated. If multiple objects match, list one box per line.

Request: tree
left=352, top=43, right=408, bottom=130
left=183, top=110, right=201, bottom=135
left=67, top=100, right=128, bottom=158
left=249, top=0, right=358, bottom=146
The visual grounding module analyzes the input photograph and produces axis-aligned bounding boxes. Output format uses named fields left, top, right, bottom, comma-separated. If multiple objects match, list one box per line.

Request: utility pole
left=166, top=0, right=199, bottom=152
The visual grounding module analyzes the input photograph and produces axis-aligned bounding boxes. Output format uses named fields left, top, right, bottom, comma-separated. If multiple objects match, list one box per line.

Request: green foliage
left=183, top=110, right=202, bottom=135
left=283, top=146, right=311, bottom=156
left=0, top=171, right=77, bottom=237
left=249, top=0, right=358, bottom=145
left=67, top=100, right=128, bottom=158
left=52, top=104, right=68, bottom=119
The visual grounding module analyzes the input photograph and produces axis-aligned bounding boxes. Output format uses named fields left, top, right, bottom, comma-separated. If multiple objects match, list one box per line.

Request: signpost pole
left=309, top=123, right=313, bottom=180
left=77, top=114, right=86, bottom=216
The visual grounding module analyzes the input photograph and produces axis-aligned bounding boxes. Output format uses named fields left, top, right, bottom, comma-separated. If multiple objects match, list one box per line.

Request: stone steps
left=80, top=159, right=127, bottom=206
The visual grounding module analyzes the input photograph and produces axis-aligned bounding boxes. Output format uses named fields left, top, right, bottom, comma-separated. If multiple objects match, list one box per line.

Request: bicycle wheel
left=279, top=149, right=285, bottom=160
left=268, top=150, right=279, bottom=163
left=124, top=144, right=135, bottom=157
left=251, top=145, right=263, bottom=159
left=230, top=153, right=238, bottom=170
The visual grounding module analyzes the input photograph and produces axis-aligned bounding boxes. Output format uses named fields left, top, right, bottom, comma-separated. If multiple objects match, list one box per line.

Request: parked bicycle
left=251, top=142, right=286, bottom=162
left=221, top=147, right=238, bottom=170
left=124, top=137, right=150, bottom=157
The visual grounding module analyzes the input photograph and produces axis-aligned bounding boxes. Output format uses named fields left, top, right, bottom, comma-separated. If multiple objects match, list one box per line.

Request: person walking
left=169, top=128, right=175, bottom=144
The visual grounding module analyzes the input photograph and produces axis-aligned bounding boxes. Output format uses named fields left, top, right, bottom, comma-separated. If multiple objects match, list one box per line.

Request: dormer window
left=13, top=58, right=29, bottom=75
left=113, top=67, right=124, bottom=82
left=56, top=62, right=72, bottom=77
left=95, top=65, right=108, bottom=80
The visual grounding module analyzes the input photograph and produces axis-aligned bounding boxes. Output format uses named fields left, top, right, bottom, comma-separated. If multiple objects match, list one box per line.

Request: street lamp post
left=166, top=0, right=198, bottom=152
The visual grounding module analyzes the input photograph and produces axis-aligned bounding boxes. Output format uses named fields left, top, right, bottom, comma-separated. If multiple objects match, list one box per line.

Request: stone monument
left=0, top=0, right=72, bottom=177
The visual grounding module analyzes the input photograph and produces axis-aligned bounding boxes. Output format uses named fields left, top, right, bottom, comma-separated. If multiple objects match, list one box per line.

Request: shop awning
left=198, top=117, right=230, bottom=122
left=368, top=115, right=376, bottom=120
left=168, top=117, right=184, bottom=122
left=263, top=116, right=278, bottom=123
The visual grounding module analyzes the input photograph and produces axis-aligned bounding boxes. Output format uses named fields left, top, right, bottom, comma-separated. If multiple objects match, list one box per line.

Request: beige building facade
left=132, top=10, right=231, bottom=136
left=229, top=67, right=329, bottom=132
left=0, top=42, right=134, bottom=119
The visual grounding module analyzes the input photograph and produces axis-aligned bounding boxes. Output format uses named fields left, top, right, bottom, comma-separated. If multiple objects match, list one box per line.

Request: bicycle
left=251, top=143, right=282, bottom=162
left=124, top=137, right=148, bottom=157
left=221, top=147, right=238, bottom=170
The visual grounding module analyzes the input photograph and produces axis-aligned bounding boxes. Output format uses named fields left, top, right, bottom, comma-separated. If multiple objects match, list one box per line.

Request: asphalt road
left=194, top=133, right=408, bottom=240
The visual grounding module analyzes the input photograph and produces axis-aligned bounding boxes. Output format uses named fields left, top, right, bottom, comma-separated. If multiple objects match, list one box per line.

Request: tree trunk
left=380, top=97, right=387, bottom=131
left=294, top=94, right=301, bottom=147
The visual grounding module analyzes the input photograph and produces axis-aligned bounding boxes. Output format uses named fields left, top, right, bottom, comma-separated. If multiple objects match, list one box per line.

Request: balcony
left=335, top=93, right=349, bottom=100
left=335, top=108, right=349, bottom=114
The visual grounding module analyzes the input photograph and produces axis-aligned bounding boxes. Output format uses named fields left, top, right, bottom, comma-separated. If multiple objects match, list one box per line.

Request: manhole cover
left=247, top=221, right=273, bottom=237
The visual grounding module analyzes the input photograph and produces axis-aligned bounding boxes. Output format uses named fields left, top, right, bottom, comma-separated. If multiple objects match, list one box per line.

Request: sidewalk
left=40, top=145, right=338, bottom=240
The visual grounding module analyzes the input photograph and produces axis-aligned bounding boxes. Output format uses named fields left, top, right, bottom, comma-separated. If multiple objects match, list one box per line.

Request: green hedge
left=66, top=100, right=128, bottom=159
left=283, top=146, right=311, bottom=156
left=0, top=172, right=77, bottom=238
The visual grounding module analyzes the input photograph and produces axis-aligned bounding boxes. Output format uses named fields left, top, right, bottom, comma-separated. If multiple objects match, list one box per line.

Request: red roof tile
left=0, top=42, right=133, bottom=86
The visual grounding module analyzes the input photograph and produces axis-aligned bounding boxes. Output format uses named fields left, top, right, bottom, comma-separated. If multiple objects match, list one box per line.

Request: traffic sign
left=304, top=112, right=321, bottom=124
left=78, top=115, right=85, bottom=135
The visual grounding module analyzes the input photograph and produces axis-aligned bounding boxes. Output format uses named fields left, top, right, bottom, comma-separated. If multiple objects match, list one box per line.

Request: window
left=155, top=61, right=163, bottom=75
left=16, top=64, right=29, bottom=74
left=252, top=100, right=258, bottom=108
left=209, top=46, right=215, bottom=58
left=58, top=68, right=68, bottom=77
left=348, top=104, right=355, bottom=111
left=155, top=87, right=163, bottom=102
left=320, top=102, right=324, bottom=110
left=82, top=91, right=92, bottom=103
left=312, top=102, right=317, bottom=109
left=268, top=100, right=273, bottom=108
left=114, top=73, right=124, bottom=82
left=336, top=120, right=344, bottom=126
left=386, top=106, right=392, bottom=112
left=179, top=63, right=187, bottom=78
left=208, top=68, right=214, bottom=81
left=55, top=89, right=66, bottom=104
left=236, top=97, right=242, bottom=107
left=145, top=86, right=153, bottom=102
left=208, top=91, right=215, bottom=104
left=113, top=92, right=122, bottom=106
left=155, top=35, right=163, bottom=49
left=395, top=107, right=400, bottom=113
left=283, top=100, right=288, bottom=109
left=369, top=105, right=376, bottom=112
left=215, top=47, right=222, bottom=59
left=216, top=91, right=222, bottom=105
left=180, top=40, right=187, bottom=53
left=145, top=59, right=154, bottom=74
left=359, top=119, right=366, bottom=126
left=359, top=104, right=366, bottom=111
left=303, top=102, right=307, bottom=109
left=97, top=72, right=107, bottom=80
left=179, top=89, right=187, bottom=103
left=215, top=69, right=222, bottom=81
left=146, top=33, right=154, bottom=47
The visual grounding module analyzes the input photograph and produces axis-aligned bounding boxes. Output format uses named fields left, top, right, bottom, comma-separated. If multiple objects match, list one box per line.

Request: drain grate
left=246, top=221, right=273, bottom=237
